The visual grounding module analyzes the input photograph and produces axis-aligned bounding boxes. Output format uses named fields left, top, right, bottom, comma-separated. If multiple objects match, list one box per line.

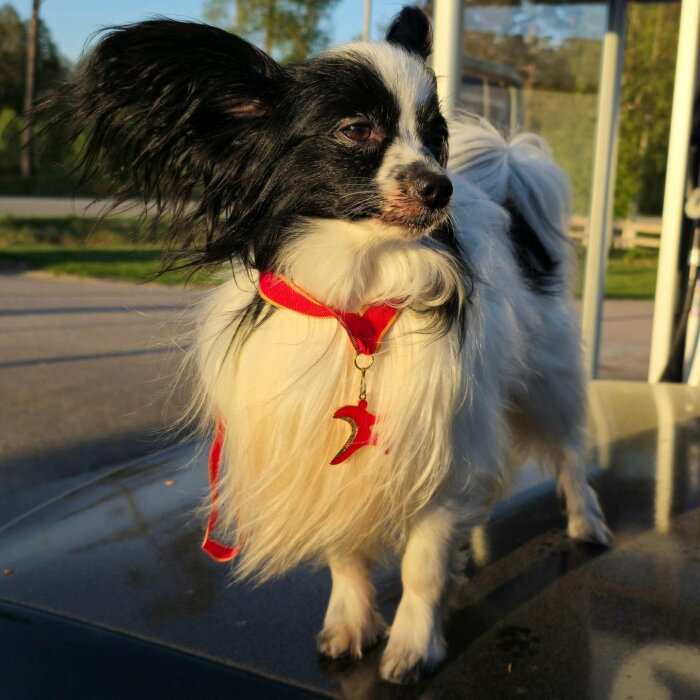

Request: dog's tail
left=448, top=117, right=573, bottom=294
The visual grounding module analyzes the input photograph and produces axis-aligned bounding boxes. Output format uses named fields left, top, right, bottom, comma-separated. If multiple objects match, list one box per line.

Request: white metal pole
left=362, top=0, right=371, bottom=42
left=433, top=0, right=463, bottom=120
left=648, top=0, right=700, bottom=383
left=581, top=0, right=626, bottom=379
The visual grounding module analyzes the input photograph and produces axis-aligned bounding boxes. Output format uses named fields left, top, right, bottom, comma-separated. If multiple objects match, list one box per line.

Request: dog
left=49, top=5, right=610, bottom=683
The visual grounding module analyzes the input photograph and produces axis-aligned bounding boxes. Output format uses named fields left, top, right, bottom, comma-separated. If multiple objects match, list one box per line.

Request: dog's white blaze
left=332, top=42, right=437, bottom=171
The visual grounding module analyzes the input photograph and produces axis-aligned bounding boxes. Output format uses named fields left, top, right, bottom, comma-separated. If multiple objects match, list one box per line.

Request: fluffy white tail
left=448, top=116, right=572, bottom=268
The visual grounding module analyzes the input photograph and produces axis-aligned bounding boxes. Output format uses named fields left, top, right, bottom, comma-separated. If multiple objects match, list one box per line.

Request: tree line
left=0, top=1, right=682, bottom=218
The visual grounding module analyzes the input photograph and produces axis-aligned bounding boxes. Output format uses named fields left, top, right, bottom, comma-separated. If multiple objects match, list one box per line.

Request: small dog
left=51, top=6, right=610, bottom=683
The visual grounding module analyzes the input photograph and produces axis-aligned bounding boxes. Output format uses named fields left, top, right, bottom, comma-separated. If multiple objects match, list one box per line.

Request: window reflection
left=460, top=2, right=607, bottom=215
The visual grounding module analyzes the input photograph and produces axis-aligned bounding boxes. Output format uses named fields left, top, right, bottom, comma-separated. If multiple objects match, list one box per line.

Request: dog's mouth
left=378, top=198, right=451, bottom=238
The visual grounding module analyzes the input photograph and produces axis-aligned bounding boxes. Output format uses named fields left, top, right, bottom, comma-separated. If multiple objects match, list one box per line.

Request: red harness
left=202, top=271, right=402, bottom=562
left=258, top=271, right=401, bottom=355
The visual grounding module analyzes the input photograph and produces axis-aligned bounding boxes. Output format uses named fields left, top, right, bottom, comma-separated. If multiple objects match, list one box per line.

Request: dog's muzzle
left=414, top=172, right=453, bottom=210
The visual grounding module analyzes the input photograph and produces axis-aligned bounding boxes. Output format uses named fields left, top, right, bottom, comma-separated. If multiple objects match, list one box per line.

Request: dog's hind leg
left=380, top=502, right=456, bottom=684
left=555, top=442, right=612, bottom=546
left=316, top=553, right=386, bottom=660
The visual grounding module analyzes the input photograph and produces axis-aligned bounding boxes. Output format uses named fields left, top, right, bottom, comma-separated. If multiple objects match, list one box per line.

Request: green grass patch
left=574, top=247, right=658, bottom=300
left=603, top=248, right=658, bottom=299
left=0, top=216, right=658, bottom=297
left=0, top=216, right=210, bottom=285
left=0, top=246, right=198, bottom=284
left=0, top=215, right=166, bottom=247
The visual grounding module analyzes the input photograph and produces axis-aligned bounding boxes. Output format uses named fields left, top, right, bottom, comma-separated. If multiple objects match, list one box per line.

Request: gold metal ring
left=354, top=354, right=375, bottom=371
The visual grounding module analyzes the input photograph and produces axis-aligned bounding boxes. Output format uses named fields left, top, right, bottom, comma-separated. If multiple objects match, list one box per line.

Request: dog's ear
left=386, top=7, right=432, bottom=60
left=64, top=20, right=282, bottom=155
left=42, top=20, right=285, bottom=269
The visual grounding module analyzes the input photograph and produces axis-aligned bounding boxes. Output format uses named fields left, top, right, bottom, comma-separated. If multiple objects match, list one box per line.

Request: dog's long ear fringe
left=39, top=20, right=284, bottom=273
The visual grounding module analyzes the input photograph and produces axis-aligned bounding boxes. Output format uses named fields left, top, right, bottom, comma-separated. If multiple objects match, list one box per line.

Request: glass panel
left=460, top=1, right=607, bottom=216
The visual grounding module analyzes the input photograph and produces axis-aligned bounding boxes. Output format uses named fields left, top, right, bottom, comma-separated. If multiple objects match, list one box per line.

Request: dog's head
left=53, top=6, right=452, bottom=271
left=285, top=7, right=451, bottom=238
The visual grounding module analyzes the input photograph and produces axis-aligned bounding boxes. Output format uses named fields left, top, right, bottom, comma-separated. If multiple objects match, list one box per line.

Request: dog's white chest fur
left=193, top=182, right=532, bottom=581
left=194, top=216, right=484, bottom=577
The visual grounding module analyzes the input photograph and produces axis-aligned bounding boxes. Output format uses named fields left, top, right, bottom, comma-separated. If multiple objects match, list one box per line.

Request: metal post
left=362, top=0, right=371, bottom=42
left=432, top=0, right=463, bottom=120
left=648, top=0, right=700, bottom=383
left=581, top=0, right=626, bottom=378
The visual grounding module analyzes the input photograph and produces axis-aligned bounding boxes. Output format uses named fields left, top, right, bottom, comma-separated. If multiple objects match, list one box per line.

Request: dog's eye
left=341, top=122, right=373, bottom=143
left=428, top=132, right=447, bottom=151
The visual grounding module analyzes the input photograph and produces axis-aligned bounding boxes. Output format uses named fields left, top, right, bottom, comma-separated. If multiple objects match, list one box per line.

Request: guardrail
left=570, top=216, right=662, bottom=249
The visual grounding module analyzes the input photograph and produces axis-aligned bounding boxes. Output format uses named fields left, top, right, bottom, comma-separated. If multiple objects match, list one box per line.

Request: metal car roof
left=1, top=380, right=700, bottom=699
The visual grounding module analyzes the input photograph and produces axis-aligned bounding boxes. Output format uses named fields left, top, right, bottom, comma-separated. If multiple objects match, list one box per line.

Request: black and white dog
left=51, top=6, right=610, bottom=683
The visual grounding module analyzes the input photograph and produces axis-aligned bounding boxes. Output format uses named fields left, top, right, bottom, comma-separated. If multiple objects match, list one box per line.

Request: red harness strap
left=258, top=271, right=401, bottom=355
left=201, top=420, right=242, bottom=562
left=202, top=271, right=402, bottom=562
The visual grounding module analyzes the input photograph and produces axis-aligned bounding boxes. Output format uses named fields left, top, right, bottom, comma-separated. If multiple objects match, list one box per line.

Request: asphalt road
left=0, top=196, right=147, bottom=218
left=597, top=299, right=654, bottom=380
left=0, top=272, right=199, bottom=523
left=0, top=271, right=654, bottom=526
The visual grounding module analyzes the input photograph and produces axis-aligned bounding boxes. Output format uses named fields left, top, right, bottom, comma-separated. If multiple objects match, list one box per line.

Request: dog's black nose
left=415, top=173, right=453, bottom=209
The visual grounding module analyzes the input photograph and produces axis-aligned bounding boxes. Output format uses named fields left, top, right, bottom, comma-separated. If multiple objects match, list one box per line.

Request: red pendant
left=330, top=399, right=378, bottom=465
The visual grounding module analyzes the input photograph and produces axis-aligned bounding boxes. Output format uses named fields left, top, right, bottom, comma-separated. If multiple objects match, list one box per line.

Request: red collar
left=258, top=270, right=401, bottom=355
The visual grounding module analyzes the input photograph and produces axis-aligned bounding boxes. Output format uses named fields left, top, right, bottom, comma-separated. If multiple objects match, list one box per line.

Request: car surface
left=1, top=380, right=700, bottom=699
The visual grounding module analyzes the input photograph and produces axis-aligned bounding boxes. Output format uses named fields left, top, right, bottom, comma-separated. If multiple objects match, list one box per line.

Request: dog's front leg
left=316, top=553, right=386, bottom=660
left=556, top=444, right=612, bottom=546
left=380, top=502, right=456, bottom=684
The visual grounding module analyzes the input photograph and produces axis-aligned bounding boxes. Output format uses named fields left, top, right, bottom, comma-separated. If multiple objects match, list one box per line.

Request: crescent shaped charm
left=330, top=399, right=378, bottom=465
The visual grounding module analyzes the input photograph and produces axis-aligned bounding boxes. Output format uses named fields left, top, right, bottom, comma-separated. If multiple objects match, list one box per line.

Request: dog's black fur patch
left=386, top=6, right=433, bottom=60
left=42, top=8, right=469, bottom=340
left=505, top=200, right=560, bottom=294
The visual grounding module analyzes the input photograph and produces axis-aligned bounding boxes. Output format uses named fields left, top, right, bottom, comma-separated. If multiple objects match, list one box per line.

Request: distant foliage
left=0, top=4, right=67, bottom=112
left=202, top=0, right=340, bottom=62
left=462, top=32, right=601, bottom=99
left=460, top=29, right=602, bottom=214
left=460, top=3, right=680, bottom=218
left=614, top=4, right=680, bottom=218
left=0, top=3, right=74, bottom=193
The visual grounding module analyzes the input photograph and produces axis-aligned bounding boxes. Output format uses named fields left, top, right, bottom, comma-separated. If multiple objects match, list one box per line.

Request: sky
left=7, top=0, right=411, bottom=63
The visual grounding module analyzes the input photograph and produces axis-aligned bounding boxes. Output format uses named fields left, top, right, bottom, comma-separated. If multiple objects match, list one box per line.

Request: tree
left=0, top=3, right=69, bottom=190
left=614, top=3, right=680, bottom=218
left=21, top=0, right=40, bottom=179
left=202, top=0, right=340, bottom=63
left=0, top=4, right=66, bottom=113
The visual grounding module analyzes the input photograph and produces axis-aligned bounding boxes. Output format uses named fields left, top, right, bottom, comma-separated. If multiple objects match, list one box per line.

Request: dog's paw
left=316, top=609, right=386, bottom=660
left=569, top=513, right=613, bottom=546
left=379, top=622, right=445, bottom=684
left=567, top=487, right=612, bottom=546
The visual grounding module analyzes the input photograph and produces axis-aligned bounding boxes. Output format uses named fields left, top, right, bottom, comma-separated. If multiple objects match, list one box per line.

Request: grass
left=573, top=247, right=658, bottom=300
left=602, top=248, right=659, bottom=299
left=0, top=246, right=196, bottom=284
left=0, top=216, right=210, bottom=285
left=0, top=215, right=659, bottom=298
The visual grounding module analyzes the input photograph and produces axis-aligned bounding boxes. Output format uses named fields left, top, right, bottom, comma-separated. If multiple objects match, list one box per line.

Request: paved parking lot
left=0, top=271, right=653, bottom=525
left=597, top=299, right=654, bottom=380
left=0, top=272, right=199, bottom=522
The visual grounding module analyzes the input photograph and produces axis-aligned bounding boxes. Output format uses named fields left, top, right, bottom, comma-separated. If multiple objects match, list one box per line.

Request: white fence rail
left=570, top=216, right=662, bottom=249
